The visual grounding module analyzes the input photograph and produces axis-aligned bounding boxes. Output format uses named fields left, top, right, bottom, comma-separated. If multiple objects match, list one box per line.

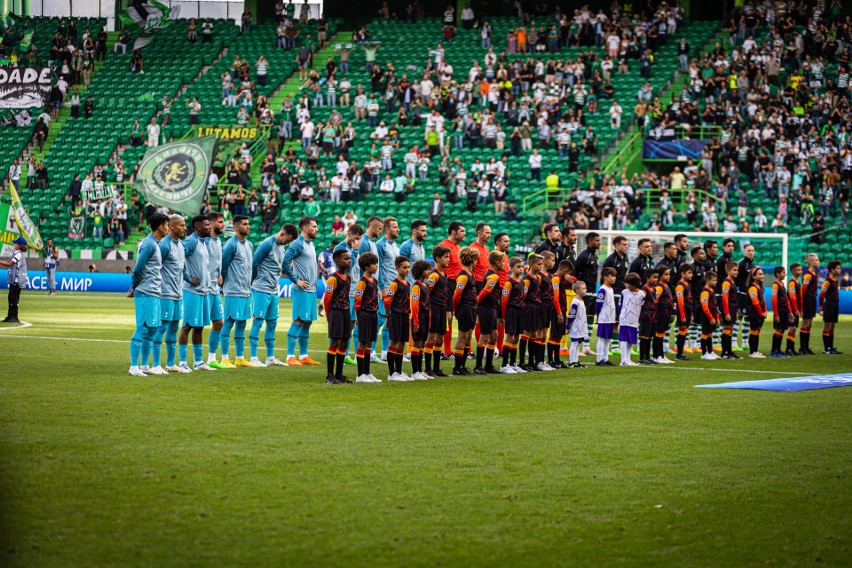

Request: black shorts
left=523, top=303, right=544, bottom=332
left=654, top=314, right=672, bottom=334
left=677, top=312, right=692, bottom=328
left=413, top=311, right=430, bottom=341
left=429, top=305, right=447, bottom=334
left=388, top=311, right=410, bottom=342
left=802, top=299, right=817, bottom=320
left=639, top=318, right=655, bottom=338
left=357, top=310, right=378, bottom=343
left=582, top=294, right=596, bottom=320
left=722, top=311, right=738, bottom=327
left=823, top=301, right=839, bottom=323
left=456, top=304, right=477, bottom=332
left=328, top=308, right=352, bottom=339
left=748, top=315, right=765, bottom=331
left=505, top=306, right=524, bottom=336
left=478, top=305, right=498, bottom=334
left=549, top=308, right=565, bottom=340
left=788, top=314, right=799, bottom=329
left=773, top=312, right=790, bottom=332
left=701, top=320, right=717, bottom=335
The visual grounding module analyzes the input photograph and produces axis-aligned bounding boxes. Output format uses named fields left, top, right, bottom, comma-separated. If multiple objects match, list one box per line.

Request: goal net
left=573, top=230, right=790, bottom=272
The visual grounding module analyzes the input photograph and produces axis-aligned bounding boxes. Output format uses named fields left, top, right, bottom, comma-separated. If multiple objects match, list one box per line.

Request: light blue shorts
left=134, top=292, right=161, bottom=329
left=184, top=292, right=207, bottom=328
left=160, top=298, right=183, bottom=322
left=207, top=293, right=224, bottom=322
left=224, top=296, right=252, bottom=321
left=291, top=288, right=317, bottom=322
left=251, top=290, right=279, bottom=320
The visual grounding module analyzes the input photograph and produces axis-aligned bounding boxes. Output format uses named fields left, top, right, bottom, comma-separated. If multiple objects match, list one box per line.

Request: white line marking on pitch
left=650, top=365, right=813, bottom=375
left=0, top=320, right=32, bottom=330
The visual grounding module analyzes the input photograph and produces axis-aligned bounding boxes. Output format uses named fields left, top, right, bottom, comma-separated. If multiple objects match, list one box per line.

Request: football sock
left=785, top=332, right=796, bottom=352
left=221, top=319, right=234, bottom=359
left=179, top=343, right=188, bottom=364
left=264, top=319, right=277, bottom=358
left=676, top=328, right=687, bottom=356
left=823, top=331, right=830, bottom=351
left=208, top=328, right=220, bottom=362
left=192, top=343, right=203, bottom=364
left=518, top=335, right=528, bottom=365
left=496, top=324, right=505, bottom=352
left=152, top=324, right=166, bottom=367
left=454, top=348, right=465, bottom=370
left=800, top=328, right=810, bottom=351
left=485, top=342, right=495, bottom=369
left=443, top=322, right=453, bottom=356
left=356, top=348, right=364, bottom=376
left=165, top=320, right=179, bottom=366
left=297, top=324, right=310, bottom=358
left=141, top=325, right=157, bottom=367
left=772, top=331, right=782, bottom=353
left=569, top=340, right=580, bottom=363
left=433, top=350, right=441, bottom=373
left=364, top=348, right=371, bottom=376
left=335, top=351, right=345, bottom=377
left=130, top=327, right=146, bottom=367
left=249, top=319, right=263, bottom=358
left=620, top=341, right=630, bottom=364
left=476, top=344, right=485, bottom=368
left=233, top=320, right=246, bottom=358
left=286, top=322, right=299, bottom=358
left=749, top=330, right=760, bottom=353
left=424, top=343, right=433, bottom=373
left=327, top=347, right=336, bottom=375
left=740, top=319, right=751, bottom=348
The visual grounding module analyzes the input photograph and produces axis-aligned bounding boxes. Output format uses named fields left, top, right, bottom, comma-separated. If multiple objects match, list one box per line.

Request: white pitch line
left=0, top=320, right=32, bottom=330
left=652, top=365, right=813, bottom=375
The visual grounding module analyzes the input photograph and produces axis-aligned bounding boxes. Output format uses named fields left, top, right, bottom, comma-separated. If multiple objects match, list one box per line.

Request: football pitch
left=1, top=293, right=850, bottom=567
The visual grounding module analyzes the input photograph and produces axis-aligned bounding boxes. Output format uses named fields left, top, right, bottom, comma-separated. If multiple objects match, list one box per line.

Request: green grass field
left=1, top=293, right=850, bottom=567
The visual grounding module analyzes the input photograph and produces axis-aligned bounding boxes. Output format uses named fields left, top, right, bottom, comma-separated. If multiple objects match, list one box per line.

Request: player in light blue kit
left=149, top=215, right=188, bottom=374
left=220, top=215, right=254, bottom=367
left=178, top=215, right=214, bottom=371
left=282, top=216, right=322, bottom=366
left=333, top=223, right=364, bottom=366
left=375, top=217, right=400, bottom=361
left=205, top=212, right=227, bottom=368
left=128, top=213, right=169, bottom=376
left=249, top=223, right=298, bottom=367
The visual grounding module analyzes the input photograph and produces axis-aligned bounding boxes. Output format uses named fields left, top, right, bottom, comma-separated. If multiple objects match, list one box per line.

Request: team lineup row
left=127, top=212, right=844, bottom=382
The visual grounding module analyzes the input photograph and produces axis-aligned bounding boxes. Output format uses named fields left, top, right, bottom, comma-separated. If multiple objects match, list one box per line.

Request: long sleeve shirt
left=206, top=236, right=223, bottom=295
left=375, top=236, right=400, bottom=291
left=131, top=234, right=162, bottom=297
left=251, top=235, right=286, bottom=295
left=281, top=235, right=318, bottom=292
left=159, top=235, right=185, bottom=301
left=221, top=236, right=253, bottom=298
left=182, top=233, right=210, bottom=296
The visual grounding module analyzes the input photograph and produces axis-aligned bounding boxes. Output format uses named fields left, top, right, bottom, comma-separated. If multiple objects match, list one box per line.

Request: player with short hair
left=574, top=232, right=600, bottom=355
left=595, top=267, right=617, bottom=366
left=820, top=260, right=842, bottom=354
left=249, top=223, right=298, bottom=367
left=767, top=265, right=793, bottom=358
left=220, top=215, right=254, bottom=367
left=720, top=261, right=741, bottom=359
left=128, top=213, right=169, bottom=376
left=688, top=245, right=708, bottom=352
left=745, top=267, right=767, bottom=358
left=375, top=216, right=401, bottom=362
left=384, top=255, right=412, bottom=381
left=452, top=247, right=480, bottom=375
left=358, top=216, right=383, bottom=363
left=282, top=216, right=322, bottom=367
left=785, top=263, right=803, bottom=356
left=736, top=244, right=756, bottom=350
left=674, top=263, right=694, bottom=361
left=409, top=259, right=434, bottom=379
left=178, top=215, right=213, bottom=371
left=440, top=221, right=466, bottom=356
left=628, top=238, right=655, bottom=284
left=799, top=253, right=820, bottom=355
left=537, top=250, right=558, bottom=371
left=601, top=235, right=628, bottom=355
left=205, top=212, right=228, bottom=368
left=474, top=251, right=503, bottom=374
left=150, top=215, right=188, bottom=374
left=500, top=256, right=527, bottom=373
left=354, top=252, right=380, bottom=382
left=566, top=281, right=589, bottom=368
left=638, top=269, right=660, bottom=365
left=424, top=246, right=450, bottom=377
left=324, top=248, right=353, bottom=383
left=699, top=271, right=719, bottom=360
left=618, top=272, right=643, bottom=366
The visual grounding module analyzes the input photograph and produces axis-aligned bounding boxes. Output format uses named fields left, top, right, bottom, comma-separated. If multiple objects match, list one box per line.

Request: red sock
left=496, top=324, right=505, bottom=352
left=443, top=321, right=453, bottom=356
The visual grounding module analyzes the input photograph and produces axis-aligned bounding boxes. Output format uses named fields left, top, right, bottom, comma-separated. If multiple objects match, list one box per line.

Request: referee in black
left=602, top=235, right=629, bottom=354
left=558, top=226, right=578, bottom=265
left=736, top=243, right=756, bottom=350
left=573, top=231, right=600, bottom=354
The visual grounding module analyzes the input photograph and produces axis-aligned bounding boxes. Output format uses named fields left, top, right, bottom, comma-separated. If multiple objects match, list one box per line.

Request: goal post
left=573, top=230, right=789, bottom=271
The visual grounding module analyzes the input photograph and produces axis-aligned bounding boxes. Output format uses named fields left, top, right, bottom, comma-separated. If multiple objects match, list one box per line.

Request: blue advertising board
left=0, top=271, right=325, bottom=298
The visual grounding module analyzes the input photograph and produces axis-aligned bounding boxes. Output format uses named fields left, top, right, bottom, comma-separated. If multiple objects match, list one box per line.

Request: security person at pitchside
left=1, top=237, right=29, bottom=323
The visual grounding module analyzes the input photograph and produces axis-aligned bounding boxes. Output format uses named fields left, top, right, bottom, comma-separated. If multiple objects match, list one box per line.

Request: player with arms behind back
left=820, top=260, right=843, bottom=355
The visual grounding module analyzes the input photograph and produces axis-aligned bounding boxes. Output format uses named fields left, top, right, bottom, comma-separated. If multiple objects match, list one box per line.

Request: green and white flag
left=1, top=11, right=18, bottom=31
left=134, top=136, right=216, bottom=217
left=118, top=0, right=175, bottom=50
left=19, top=28, right=34, bottom=53
left=9, top=185, right=43, bottom=251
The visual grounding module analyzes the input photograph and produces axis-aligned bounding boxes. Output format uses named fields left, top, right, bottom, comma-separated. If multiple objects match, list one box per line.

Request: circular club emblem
left=153, top=153, right=196, bottom=193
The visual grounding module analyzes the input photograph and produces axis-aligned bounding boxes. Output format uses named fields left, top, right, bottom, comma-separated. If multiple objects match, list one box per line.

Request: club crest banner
left=134, top=136, right=216, bottom=217
left=68, top=215, right=86, bottom=239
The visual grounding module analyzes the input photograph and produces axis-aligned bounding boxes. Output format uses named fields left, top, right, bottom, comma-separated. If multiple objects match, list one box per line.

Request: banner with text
left=0, top=66, right=51, bottom=109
